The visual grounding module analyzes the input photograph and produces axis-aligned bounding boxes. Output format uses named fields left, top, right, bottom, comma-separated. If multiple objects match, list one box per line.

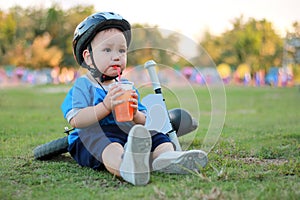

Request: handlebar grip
left=144, top=60, right=161, bottom=93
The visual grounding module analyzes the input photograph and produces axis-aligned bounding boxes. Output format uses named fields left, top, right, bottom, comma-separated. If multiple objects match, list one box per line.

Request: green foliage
left=0, top=5, right=95, bottom=68
left=0, top=85, right=299, bottom=199
left=201, top=16, right=286, bottom=71
left=0, top=5, right=299, bottom=72
left=128, top=24, right=181, bottom=66
left=0, top=10, right=17, bottom=58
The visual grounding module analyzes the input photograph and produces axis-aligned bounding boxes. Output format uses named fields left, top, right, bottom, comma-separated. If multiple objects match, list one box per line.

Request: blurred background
left=0, top=0, right=299, bottom=87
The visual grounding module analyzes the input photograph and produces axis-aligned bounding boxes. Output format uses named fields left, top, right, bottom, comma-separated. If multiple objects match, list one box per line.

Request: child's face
left=84, top=28, right=127, bottom=78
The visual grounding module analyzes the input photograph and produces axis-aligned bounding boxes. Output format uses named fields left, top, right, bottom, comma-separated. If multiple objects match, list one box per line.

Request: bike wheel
left=33, top=136, right=69, bottom=160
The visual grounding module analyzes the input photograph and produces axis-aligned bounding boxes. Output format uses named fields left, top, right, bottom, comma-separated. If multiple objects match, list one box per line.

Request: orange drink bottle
left=113, top=81, right=134, bottom=122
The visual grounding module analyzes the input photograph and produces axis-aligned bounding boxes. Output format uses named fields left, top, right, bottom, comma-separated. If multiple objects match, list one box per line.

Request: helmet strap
left=87, top=44, right=118, bottom=82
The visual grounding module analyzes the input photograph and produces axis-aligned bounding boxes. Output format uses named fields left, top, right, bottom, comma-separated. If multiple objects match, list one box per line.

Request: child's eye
left=119, top=49, right=126, bottom=54
left=103, top=48, right=111, bottom=52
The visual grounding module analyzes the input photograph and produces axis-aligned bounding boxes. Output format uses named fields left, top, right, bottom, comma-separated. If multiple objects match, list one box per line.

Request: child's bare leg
left=152, top=142, right=174, bottom=160
left=102, top=142, right=124, bottom=177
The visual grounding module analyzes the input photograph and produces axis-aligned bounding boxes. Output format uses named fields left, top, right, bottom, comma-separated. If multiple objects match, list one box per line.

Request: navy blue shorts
left=68, top=125, right=172, bottom=170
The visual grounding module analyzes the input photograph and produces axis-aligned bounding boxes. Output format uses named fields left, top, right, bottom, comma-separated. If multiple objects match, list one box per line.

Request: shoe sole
left=156, top=150, right=208, bottom=174
left=122, top=125, right=152, bottom=185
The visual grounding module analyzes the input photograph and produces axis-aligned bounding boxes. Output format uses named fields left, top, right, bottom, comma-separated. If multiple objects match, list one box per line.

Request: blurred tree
left=285, top=21, right=300, bottom=64
left=128, top=24, right=179, bottom=66
left=1, top=6, right=292, bottom=73
left=1, top=6, right=49, bottom=67
left=200, top=16, right=283, bottom=72
left=0, top=10, right=17, bottom=62
left=0, top=5, right=94, bottom=68
left=62, top=6, right=94, bottom=67
left=197, top=31, right=226, bottom=67
left=284, top=21, right=300, bottom=84
left=45, top=5, right=94, bottom=67
left=29, top=32, right=63, bottom=68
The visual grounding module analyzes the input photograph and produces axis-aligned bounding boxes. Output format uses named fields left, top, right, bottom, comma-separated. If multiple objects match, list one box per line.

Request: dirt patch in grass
left=238, top=157, right=288, bottom=165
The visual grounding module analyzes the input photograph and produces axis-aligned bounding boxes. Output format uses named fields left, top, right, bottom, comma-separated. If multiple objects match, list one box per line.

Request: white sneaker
left=152, top=150, right=208, bottom=174
left=120, top=125, right=152, bottom=185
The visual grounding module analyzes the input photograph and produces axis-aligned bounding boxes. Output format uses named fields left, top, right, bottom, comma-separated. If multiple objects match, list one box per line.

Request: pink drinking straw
left=113, top=66, right=121, bottom=81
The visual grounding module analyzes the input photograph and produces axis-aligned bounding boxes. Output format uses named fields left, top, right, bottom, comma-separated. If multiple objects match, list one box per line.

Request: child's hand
left=103, top=84, right=132, bottom=110
left=105, top=85, right=139, bottom=116
left=129, top=90, right=139, bottom=115
left=103, top=84, right=123, bottom=111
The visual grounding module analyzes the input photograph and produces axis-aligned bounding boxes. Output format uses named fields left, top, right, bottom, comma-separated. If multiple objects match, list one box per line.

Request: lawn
left=0, top=85, right=299, bottom=200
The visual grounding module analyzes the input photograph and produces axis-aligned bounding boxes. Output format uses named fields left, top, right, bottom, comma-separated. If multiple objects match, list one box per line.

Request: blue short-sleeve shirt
left=61, top=75, right=147, bottom=144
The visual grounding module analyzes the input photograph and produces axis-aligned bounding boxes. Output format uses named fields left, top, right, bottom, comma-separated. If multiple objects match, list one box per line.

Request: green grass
left=1, top=85, right=299, bottom=200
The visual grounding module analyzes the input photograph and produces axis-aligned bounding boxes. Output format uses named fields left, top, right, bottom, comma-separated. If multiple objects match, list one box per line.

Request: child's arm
left=132, top=110, right=146, bottom=125
left=69, top=102, right=111, bottom=128
left=69, top=85, right=119, bottom=128
left=69, top=85, right=146, bottom=128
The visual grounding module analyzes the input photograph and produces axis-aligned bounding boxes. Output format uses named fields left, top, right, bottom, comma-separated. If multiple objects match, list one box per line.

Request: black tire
left=33, top=136, right=69, bottom=160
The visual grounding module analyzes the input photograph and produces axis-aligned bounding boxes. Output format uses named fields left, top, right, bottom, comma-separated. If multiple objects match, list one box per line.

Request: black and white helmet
left=72, top=12, right=131, bottom=67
